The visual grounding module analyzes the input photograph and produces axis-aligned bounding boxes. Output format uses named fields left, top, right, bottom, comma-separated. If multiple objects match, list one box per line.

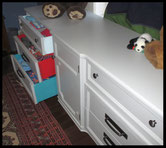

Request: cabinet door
left=56, top=57, right=80, bottom=123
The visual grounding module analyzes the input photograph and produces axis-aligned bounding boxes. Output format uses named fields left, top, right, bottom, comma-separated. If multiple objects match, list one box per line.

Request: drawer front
left=86, top=60, right=163, bottom=141
left=14, top=36, right=42, bottom=82
left=10, top=54, right=36, bottom=102
left=19, top=15, right=53, bottom=55
left=86, top=109, right=120, bottom=145
left=56, top=38, right=80, bottom=74
left=85, top=85, right=153, bottom=145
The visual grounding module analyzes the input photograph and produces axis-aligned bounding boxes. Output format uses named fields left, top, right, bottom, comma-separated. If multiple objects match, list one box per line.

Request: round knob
left=35, top=38, right=38, bottom=43
left=149, top=120, right=157, bottom=127
left=93, top=73, right=98, bottom=79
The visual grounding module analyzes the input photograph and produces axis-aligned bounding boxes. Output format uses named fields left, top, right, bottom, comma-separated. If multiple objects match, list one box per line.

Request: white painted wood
left=19, top=15, right=54, bottom=55
left=56, top=56, right=81, bottom=125
left=25, top=5, right=163, bottom=118
left=19, top=16, right=43, bottom=52
left=79, top=57, right=87, bottom=129
left=58, top=97, right=82, bottom=132
left=24, top=5, right=163, bottom=145
left=14, top=39, right=21, bottom=55
left=86, top=60, right=163, bottom=141
left=55, top=56, right=84, bottom=130
left=86, top=109, right=120, bottom=145
left=55, top=36, right=80, bottom=73
left=14, top=36, right=42, bottom=82
left=10, top=55, right=37, bottom=104
left=85, top=85, right=157, bottom=145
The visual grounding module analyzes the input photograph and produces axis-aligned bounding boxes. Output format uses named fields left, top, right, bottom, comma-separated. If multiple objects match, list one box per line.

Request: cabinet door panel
left=56, top=57, right=80, bottom=122
left=56, top=39, right=80, bottom=73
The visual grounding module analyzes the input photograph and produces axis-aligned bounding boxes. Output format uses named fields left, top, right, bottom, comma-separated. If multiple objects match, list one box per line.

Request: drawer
left=85, top=85, right=157, bottom=145
left=56, top=37, right=80, bottom=74
left=86, top=109, right=120, bottom=145
left=18, top=15, right=54, bottom=55
left=86, top=60, right=163, bottom=142
left=11, top=54, right=58, bottom=104
left=14, top=35, right=42, bottom=82
left=14, top=34, right=56, bottom=81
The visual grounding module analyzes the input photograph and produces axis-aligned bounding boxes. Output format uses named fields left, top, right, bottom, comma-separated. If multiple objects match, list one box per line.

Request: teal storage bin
left=11, top=54, right=58, bottom=104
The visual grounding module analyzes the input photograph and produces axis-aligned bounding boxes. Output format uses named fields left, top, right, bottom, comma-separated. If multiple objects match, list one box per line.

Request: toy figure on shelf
left=127, top=33, right=153, bottom=53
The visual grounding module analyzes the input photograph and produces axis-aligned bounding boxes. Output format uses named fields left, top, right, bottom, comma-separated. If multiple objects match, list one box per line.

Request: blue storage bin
left=11, top=54, right=58, bottom=104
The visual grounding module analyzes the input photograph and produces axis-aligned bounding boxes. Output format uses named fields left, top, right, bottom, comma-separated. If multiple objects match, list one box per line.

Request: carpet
left=2, top=72, right=72, bottom=145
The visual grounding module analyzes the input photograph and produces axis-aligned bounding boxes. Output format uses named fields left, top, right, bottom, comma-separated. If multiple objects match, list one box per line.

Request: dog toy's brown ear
left=42, top=3, right=66, bottom=18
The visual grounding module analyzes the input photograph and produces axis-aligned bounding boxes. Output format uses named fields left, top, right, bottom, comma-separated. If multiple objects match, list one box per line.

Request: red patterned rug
left=2, top=72, right=72, bottom=145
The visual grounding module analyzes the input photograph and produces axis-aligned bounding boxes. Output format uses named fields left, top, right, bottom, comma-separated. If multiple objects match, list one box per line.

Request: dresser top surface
left=25, top=5, right=163, bottom=117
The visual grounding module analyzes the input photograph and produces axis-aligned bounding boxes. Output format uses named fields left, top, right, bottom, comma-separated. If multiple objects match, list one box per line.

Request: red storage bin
left=38, top=53, right=56, bottom=79
left=17, top=34, right=56, bottom=80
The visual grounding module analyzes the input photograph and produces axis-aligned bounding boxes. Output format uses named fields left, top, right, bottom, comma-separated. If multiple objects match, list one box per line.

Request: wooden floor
left=45, top=96, right=96, bottom=145
left=2, top=54, right=96, bottom=145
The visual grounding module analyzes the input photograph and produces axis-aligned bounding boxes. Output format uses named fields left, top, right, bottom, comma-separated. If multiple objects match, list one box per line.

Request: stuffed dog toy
left=127, top=33, right=153, bottom=53
left=42, top=2, right=88, bottom=20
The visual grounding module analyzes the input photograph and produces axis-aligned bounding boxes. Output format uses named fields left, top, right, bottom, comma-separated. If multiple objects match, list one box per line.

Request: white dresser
left=24, top=5, right=163, bottom=145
